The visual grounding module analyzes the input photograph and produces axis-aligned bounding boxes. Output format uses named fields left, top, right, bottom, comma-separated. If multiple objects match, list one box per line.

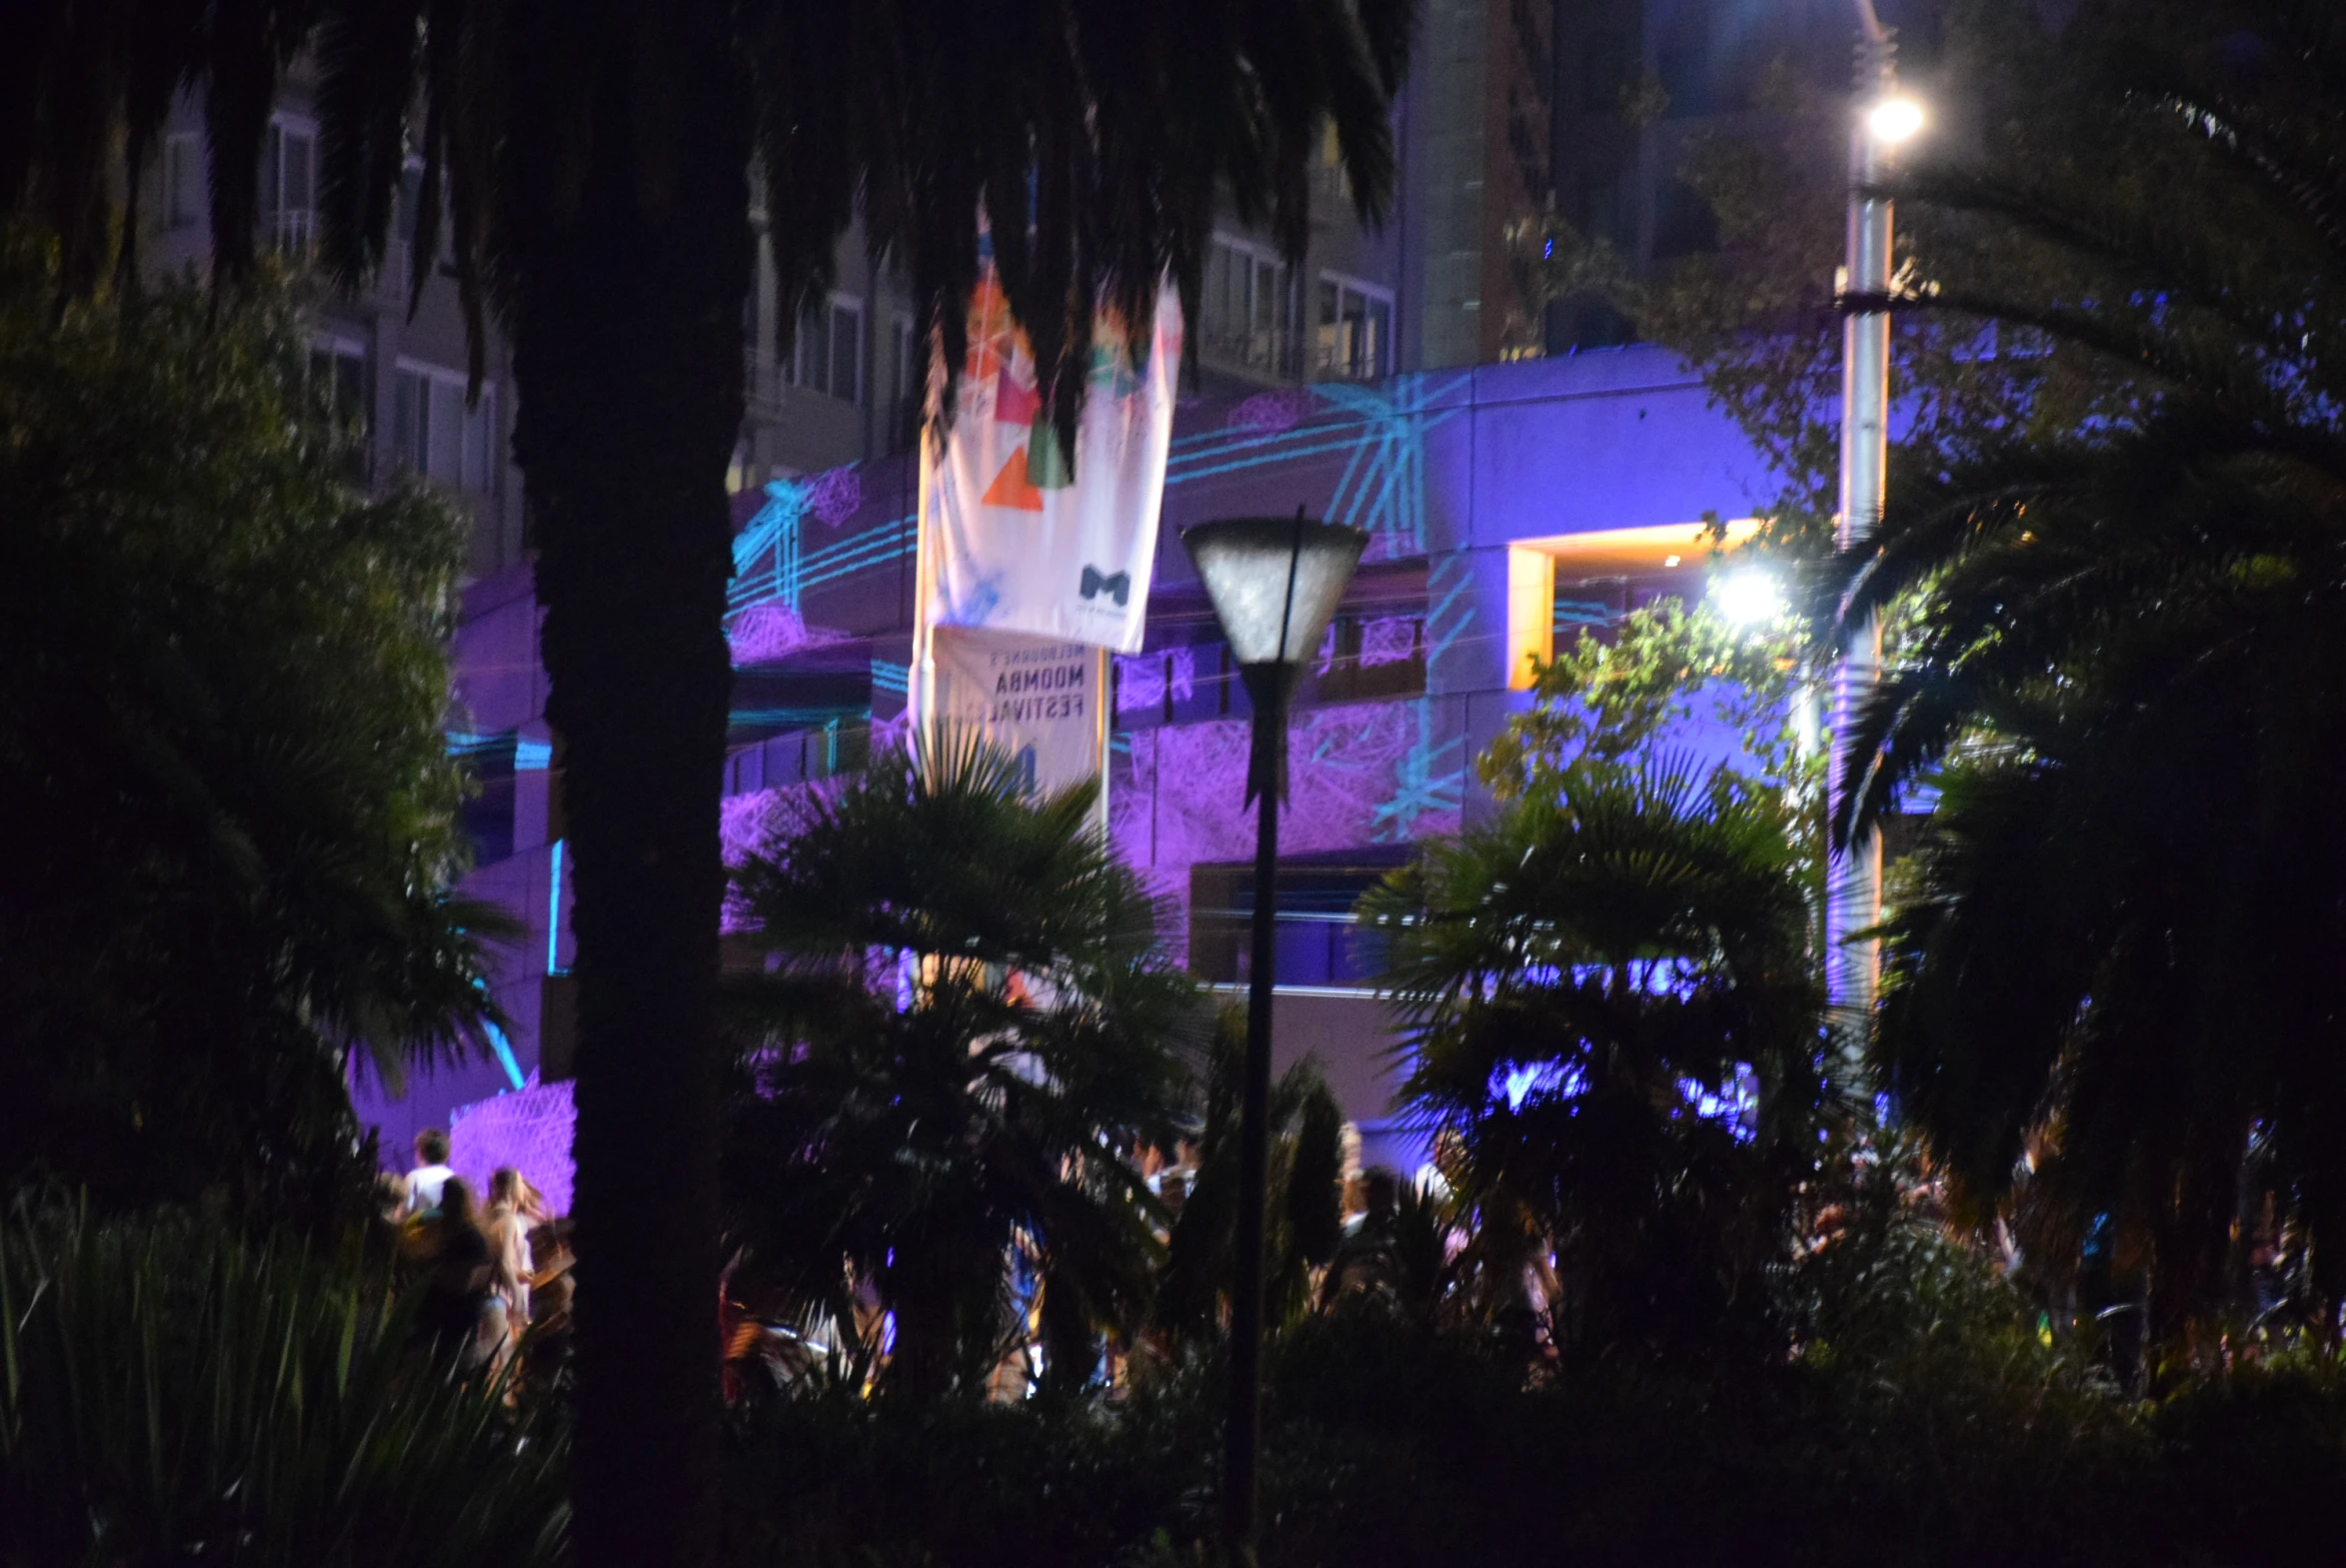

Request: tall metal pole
left=1828, top=2, right=1896, bottom=1049
left=1223, top=689, right=1281, bottom=1565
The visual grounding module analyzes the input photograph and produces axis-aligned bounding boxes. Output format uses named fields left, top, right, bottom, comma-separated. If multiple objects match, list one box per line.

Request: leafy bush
left=719, top=1378, right=1211, bottom=1568
left=720, top=1279, right=2346, bottom=1568
left=0, top=1204, right=567, bottom=1567
left=0, top=250, right=502, bottom=1227
left=2154, top=1357, right=2346, bottom=1568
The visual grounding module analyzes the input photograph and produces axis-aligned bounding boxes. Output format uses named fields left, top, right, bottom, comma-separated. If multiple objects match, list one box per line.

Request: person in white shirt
left=405, top=1127, right=456, bottom=1216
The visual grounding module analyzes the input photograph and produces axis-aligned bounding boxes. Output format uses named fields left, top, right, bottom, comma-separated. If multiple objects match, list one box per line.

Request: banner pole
left=1095, top=646, right=1112, bottom=839
left=913, top=431, right=937, bottom=764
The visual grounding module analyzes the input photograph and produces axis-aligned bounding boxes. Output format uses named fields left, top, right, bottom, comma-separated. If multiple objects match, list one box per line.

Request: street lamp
left=1180, top=512, right=1367, bottom=1565
left=1712, top=568, right=1787, bottom=629
left=1865, top=95, right=1925, bottom=145
left=1829, top=1, right=1919, bottom=1051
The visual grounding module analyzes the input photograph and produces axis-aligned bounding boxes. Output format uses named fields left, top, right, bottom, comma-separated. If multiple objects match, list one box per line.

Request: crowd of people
left=377, top=1129, right=576, bottom=1387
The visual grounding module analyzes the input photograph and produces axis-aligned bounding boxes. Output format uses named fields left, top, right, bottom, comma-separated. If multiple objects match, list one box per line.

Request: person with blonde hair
left=483, top=1166, right=537, bottom=1333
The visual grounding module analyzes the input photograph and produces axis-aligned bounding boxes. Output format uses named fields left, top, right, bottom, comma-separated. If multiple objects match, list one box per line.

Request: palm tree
left=722, top=738, right=1203, bottom=1400
left=1365, top=753, right=1823, bottom=1360
left=1826, top=0, right=2346, bottom=1354
left=5, top=6, right=1411, bottom=1554
left=0, top=261, right=500, bottom=1231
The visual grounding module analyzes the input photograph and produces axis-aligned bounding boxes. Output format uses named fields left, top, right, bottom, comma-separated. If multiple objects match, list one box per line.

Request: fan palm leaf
left=1366, top=752, right=1822, bottom=1358
left=724, top=737, right=1203, bottom=1400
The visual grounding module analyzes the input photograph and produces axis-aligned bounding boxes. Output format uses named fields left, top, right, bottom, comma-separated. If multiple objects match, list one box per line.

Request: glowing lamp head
left=1712, top=569, right=1787, bottom=628
left=1180, top=514, right=1368, bottom=669
left=1866, top=96, right=1925, bottom=145
left=1183, top=514, right=1368, bottom=804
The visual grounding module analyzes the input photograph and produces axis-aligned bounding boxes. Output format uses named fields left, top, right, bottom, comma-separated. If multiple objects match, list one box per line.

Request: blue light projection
left=546, top=837, right=567, bottom=976
left=719, top=375, right=1484, bottom=853
left=469, top=972, right=528, bottom=1090
left=1371, top=701, right=1465, bottom=840
left=731, top=479, right=809, bottom=615
left=1164, top=374, right=1471, bottom=561
left=484, top=1016, right=528, bottom=1090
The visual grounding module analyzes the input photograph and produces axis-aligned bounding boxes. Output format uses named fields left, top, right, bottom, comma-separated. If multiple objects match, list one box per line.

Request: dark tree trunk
left=507, top=20, right=750, bottom=1567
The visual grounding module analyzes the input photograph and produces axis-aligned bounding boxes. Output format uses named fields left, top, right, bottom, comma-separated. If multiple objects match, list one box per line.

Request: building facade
left=397, top=346, right=1787, bottom=1200
left=133, top=11, right=1910, bottom=1193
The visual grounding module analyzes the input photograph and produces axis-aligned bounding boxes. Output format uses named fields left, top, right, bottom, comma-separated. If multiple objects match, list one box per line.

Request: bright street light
left=1866, top=95, right=1925, bottom=144
left=1712, top=569, right=1786, bottom=628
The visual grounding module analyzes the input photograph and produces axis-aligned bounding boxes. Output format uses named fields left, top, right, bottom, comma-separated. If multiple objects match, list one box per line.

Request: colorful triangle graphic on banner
left=994, top=364, right=1042, bottom=428
left=981, top=449, right=1047, bottom=511
left=1025, top=418, right=1074, bottom=490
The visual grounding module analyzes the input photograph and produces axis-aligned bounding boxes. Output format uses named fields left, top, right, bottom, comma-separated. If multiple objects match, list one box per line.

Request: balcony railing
left=267, top=207, right=315, bottom=261
left=1196, top=318, right=1300, bottom=382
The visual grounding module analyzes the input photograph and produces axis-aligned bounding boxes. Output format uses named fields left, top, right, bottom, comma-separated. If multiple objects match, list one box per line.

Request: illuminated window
left=1189, top=847, right=1413, bottom=987
left=1313, top=275, right=1392, bottom=381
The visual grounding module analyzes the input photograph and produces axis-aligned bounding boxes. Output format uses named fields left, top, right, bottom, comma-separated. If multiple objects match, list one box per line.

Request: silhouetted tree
left=3, top=5, right=1413, bottom=1556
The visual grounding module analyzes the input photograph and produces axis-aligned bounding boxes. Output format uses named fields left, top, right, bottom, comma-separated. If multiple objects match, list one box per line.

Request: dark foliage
left=1157, top=1011, right=1348, bottom=1346
left=720, top=1273, right=2346, bottom=1568
left=0, top=1202, right=567, bottom=1568
left=1816, top=0, right=2346, bottom=1352
left=723, top=739, right=1203, bottom=1400
left=1366, top=749, right=1825, bottom=1362
left=0, top=252, right=500, bottom=1229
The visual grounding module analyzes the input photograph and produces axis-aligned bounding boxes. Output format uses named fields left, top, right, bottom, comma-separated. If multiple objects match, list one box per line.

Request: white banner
left=928, top=626, right=1107, bottom=799
left=920, top=269, right=1180, bottom=655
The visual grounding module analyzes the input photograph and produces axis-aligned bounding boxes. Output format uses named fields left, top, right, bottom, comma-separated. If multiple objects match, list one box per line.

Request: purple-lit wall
left=371, top=348, right=1788, bottom=1197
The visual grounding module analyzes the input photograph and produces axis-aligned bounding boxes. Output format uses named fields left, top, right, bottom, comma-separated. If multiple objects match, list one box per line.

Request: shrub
left=0, top=1203, right=567, bottom=1567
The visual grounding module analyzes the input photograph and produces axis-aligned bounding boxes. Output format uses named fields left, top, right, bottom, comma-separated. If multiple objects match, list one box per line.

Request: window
left=1313, top=275, right=1393, bottom=381
left=262, top=115, right=316, bottom=256
left=787, top=296, right=863, bottom=402
left=385, top=157, right=428, bottom=294
left=307, top=339, right=370, bottom=477
left=890, top=313, right=922, bottom=448
left=393, top=362, right=500, bottom=496
left=1199, top=235, right=1295, bottom=377
left=163, top=133, right=203, bottom=229
left=1188, top=848, right=1413, bottom=987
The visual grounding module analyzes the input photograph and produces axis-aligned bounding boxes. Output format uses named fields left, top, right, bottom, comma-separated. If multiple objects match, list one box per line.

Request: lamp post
left=1180, top=513, right=1367, bottom=1565
left=1828, top=1, right=1922, bottom=1049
